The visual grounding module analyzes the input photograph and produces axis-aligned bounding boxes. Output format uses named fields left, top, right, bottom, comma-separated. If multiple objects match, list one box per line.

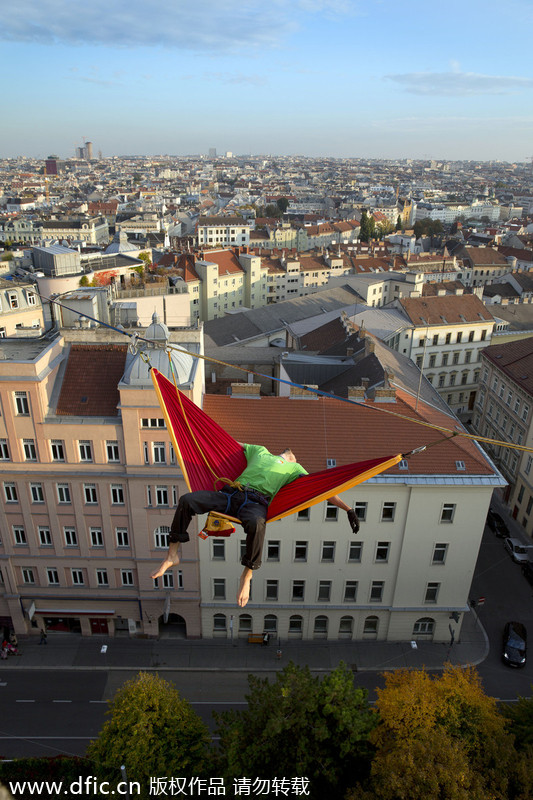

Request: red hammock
left=151, top=368, right=402, bottom=523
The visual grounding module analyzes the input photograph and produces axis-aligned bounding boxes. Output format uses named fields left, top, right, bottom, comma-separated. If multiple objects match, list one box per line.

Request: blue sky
left=3, top=0, right=533, bottom=161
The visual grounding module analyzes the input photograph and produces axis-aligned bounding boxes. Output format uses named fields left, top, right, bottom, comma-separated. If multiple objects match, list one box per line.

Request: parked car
left=522, top=561, right=533, bottom=586
left=502, top=621, right=527, bottom=668
left=504, top=538, right=531, bottom=564
left=486, top=508, right=510, bottom=538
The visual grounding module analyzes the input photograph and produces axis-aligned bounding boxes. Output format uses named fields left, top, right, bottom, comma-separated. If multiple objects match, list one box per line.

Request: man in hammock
left=151, top=443, right=360, bottom=607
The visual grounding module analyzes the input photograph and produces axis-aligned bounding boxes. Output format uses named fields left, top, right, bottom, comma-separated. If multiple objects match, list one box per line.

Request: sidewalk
left=2, top=606, right=488, bottom=673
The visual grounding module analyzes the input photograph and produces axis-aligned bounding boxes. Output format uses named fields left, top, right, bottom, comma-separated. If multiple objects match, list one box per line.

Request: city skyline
left=3, top=0, right=533, bottom=162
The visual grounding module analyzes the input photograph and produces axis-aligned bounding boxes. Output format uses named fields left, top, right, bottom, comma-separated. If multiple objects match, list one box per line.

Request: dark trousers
left=170, top=490, right=267, bottom=570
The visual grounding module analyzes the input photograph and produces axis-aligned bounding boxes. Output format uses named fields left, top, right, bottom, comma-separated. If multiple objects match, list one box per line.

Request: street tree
left=215, top=661, right=376, bottom=799
left=87, top=672, right=211, bottom=791
left=349, top=665, right=515, bottom=800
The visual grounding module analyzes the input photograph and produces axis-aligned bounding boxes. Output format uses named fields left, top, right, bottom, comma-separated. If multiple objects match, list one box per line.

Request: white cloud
left=2, top=0, right=294, bottom=52
left=386, top=70, right=533, bottom=96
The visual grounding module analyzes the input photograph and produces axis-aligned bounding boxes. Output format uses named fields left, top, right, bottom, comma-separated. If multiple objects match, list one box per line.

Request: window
left=152, top=442, right=166, bottom=464
left=47, top=568, right=59, bottom=586
left=96, top=569, right=109, bottom=587
left=297, top=508, right=310, bottom=520
left=445, top=333, right=451, bottom=345
left=348, top=541, right=362, bottom=562
left=71, top=569, right=84, bottom=586
left=442, top=353, right=449, bottom=366
left=27, top=291, right=36, bottom=306
left=84, top=483, right=97, bottom=504
left=294, top=541, right=308, bottom=561
left=213, top=614, right=227, bottom=632
left=456, top=460, right=465, bottom=471
left=321, top=541, right=336, bottom=562
left=413, top=617, right=435, bottom=635
left=121, top=570, right=134, bottom=586
left=4, top=482, right=18, bottom=502
left=51, top=439, right=65, bottom=461
left=481, top=329, right=487, bottom=341
left=14, top=391, right=29, bottom=415
left=163, top=573, right=174, bottom=589
left=465, top=350, right=472, bottom=363
left=64, top=527, right=78, bottom=547
left=440, top=504, right=456, bottom=523
left=339, top=616, right=353, bottom=636
left=429, top=354, right=436, bottom=368
left=289, top=615, right=303, bottom=634
left=9, top=292, right=19, bottom=310
left=432, top=334, right=439, bottom=346
left=522, top=404, right=530, bottom=422
left=425, top=582, right=440, bottom=603
left=38, top=526, right=52, bottom=546
left=375, top=541, right=390, bottom=562
left=0, top=439, right=10, bottom=460
left=156, top=486, right=169, bottom=506
left=213, top=578, right=226, bottom=600
left=318, top=581, right=332, bottom=601
left=265, top=580, right=279, bottom=601
left=238, top=614, right=252, bottom=633
left=325, top=502, right=338, bottom=521
left=433, top=543, right=448, bottom=564
left=154, top=526, right=170, bottom=549
left=292, top=580, right=305, bottom=601
left=212, top=539, right=225, bottom=560
left=452, top=352, right=460, bottom=365
left=266, top=541, right=280, bottom=561
left=468, top=330, right=475, bottom=342
left=354, top=501, right=367, bottom=521
left=526, top=456, right=533, bottom=476
left=381, top=502, right=396, bottom=522
left=326, top=458, right=337, bottom=468
left=13, top=526, right=27, bottom=545
left=111, top=484, right=124, bottom=504
left=22, top=567, right=35, bottom=584
left=313, top=616, right=328, bottom=638
left=141, top=418, right=166, bottom=429
left=78, top=440, right=93, bottom=462
left=344, top=581, right=358, bottom=601
left=23, top=438, right=37, bottom=461
left=264, top=614, right=277, bottom=633
left=106, top=440, right=120, bottom=462
left=370, top=581, right=384, bottom=602
left=90, top=528, right=104, bottom=547
left=363, top=616, right=379, bottom=636
left=456, top=332, right=462, bottom=343
left=116, top=528, right=129, bottom=548
left=57, top=483, right=71, bottom=503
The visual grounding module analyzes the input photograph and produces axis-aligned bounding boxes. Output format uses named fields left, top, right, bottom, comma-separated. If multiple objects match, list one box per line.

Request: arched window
left=264, top=614, right=277, bottom=634
left=288, top=615, right=303, bottom=638
left=413, top=617, right=435, bottom=638
left=313, top=615, right=328, bottom=639
left=363, top=615, right=379, bottom=639
left=238, top=614, right=252, bottom=636
left=339, top=615, right=353, bottom=639
left=213, top=613, right=226, bottom=637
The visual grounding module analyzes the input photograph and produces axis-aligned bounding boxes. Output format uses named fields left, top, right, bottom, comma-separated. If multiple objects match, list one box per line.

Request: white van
left=504, top=538, right=531, bottom=564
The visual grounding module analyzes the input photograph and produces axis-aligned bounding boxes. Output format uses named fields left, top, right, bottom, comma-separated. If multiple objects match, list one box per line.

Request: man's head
left=280, top=448, right=297, bottom=463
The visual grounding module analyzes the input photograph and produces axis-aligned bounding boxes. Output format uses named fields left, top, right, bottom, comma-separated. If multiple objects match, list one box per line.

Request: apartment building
left=474, top=338, right=533, bottom=529
left=0, top=319, right=205, bottom=640
left=39, top=216, right=109, bottom=246
left=197, top=216, right=252, bottom=248
left=393, top=294, right=496, bottom=414
left=0, top=278, right=44, bottom=337
left=198, top=385, right=502, bottom=643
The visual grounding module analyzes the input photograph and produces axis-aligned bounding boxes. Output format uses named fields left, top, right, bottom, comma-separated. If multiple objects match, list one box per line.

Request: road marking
left=0, top=736, right=93, bottom=740
left=16, top=700, right=35, bottom=703
left=0, top=682, right=7, bottom=687
left=53, top=700, right=72, bottom=703
left=89, top=700, right=107, bottom=703
left=191, top=701, right=247, bottom=705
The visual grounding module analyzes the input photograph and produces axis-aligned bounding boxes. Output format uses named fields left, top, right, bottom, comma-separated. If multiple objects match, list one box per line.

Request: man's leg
left=235, top=502, right=267, bottom=607
left=151, top=490, right=228, bottom=579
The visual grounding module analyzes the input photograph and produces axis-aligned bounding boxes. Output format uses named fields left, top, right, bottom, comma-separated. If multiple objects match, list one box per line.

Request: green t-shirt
left=236, top=444, right=308, bottom=500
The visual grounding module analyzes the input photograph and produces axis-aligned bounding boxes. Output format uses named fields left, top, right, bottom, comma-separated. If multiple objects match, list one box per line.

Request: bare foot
left=237, top=569, right=252, bottom=607
left=151, top=545, right=181, bottom=579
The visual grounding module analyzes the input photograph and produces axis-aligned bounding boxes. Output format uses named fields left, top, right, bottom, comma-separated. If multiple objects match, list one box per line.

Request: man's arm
left=328, top=494, right=360, bottom=534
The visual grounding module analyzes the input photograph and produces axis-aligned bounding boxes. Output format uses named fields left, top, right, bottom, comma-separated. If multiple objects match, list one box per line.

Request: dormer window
left=326, top=458, right=336, bottom=468
left=398, top=459, right=409, bottom=470
left=8, top=292, right=18, bottom=309
left=456, top=460, right=465, bottom=471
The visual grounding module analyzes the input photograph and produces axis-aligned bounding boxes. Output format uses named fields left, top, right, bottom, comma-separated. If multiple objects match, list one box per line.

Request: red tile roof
left=399, top=294, right=494, bottom=325
left=56, top=344, right=128, bottom=416
left=202, top=392, right=493, bottom=477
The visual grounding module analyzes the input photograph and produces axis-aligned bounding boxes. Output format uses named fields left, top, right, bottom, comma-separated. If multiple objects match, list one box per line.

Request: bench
left=248, top=633, right=270, bottom=645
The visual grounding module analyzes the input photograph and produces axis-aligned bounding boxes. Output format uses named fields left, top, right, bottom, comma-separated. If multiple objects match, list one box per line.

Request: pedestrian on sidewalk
left=39, top=629, right=47, bottom=645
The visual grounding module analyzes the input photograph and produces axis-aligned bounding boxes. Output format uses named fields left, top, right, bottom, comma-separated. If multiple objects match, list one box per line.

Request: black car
left=502, top=621, right=527, bottom=668
left=487, top=508, right=510, bottom=538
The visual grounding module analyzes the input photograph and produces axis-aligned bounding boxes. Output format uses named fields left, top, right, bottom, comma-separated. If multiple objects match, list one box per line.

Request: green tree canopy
left=215, top=661, right=376, bottom=799
left=87, top=672, right=211, bottom=792
left=276, top=197, right=290, bottom=214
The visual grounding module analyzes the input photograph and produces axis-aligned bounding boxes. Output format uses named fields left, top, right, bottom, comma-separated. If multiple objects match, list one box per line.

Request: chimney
left=365, top=337, right=375, bottom=355
left=348, top=385, right=366, bottom=401
left=289, top=384, right=318, bottom=399
left=374, top=386, right=396, bottom=403
left=230, top=383, right=261, bottom=398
